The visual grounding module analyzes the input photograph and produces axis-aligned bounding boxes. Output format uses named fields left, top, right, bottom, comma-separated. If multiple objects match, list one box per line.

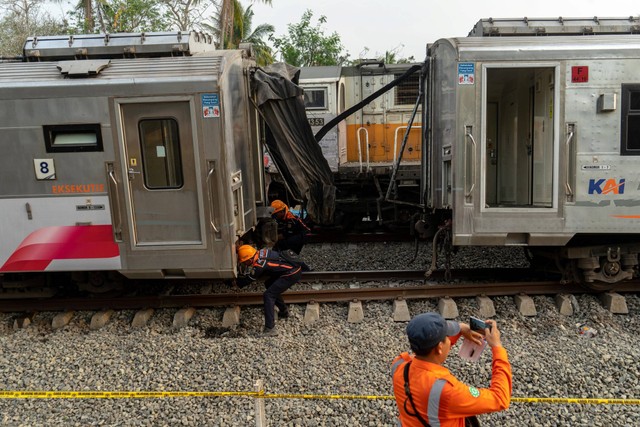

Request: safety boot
left=260, top=326, right=278, bottom=337
left=277, top=308, right=290, bottom=319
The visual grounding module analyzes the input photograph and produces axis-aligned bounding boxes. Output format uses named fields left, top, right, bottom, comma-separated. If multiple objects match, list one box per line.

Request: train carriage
left=424, top=17, right=640, bottom=285
left=295, top=62, right=423, bottom=229
left=0, top=32, right=266, bottom=283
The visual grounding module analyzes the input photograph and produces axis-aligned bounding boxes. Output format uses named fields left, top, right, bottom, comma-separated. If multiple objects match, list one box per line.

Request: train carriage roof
left=469, top=16, right=640, bottom=37
left=432, top=34, right=640, bottom=61
left=0, top=55, right=224, bottom=82
left=299, top=65, right=341, bottom=82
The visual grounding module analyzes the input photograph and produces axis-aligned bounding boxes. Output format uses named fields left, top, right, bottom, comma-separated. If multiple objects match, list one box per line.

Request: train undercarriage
left=420, top=213, right=640, bottom=290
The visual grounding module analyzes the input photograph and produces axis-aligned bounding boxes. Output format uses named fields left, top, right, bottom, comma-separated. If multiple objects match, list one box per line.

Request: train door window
left=394, top=73, right=420, bottom=106
left=484, top=66, right=556, bottom=209
left=43, top=124, right=103, bottom=152
left=621, top=85, right=640, bottom=155
left=304, top=88, right=327, bottom=109
left=138, top=119, right=184, bottom=189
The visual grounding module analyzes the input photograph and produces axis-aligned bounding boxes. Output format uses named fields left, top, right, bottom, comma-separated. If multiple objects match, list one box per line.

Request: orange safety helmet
left=237, top=245, right=258, bottom=264
left=270, top=199, right=288, bottom=215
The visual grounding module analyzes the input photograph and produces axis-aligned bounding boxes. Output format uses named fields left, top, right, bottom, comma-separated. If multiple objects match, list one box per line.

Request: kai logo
left=588, top=178, right=625, bottom=195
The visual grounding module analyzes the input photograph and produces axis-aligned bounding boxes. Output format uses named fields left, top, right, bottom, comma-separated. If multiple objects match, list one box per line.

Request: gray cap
left=407, top=312, right=460, bottom=354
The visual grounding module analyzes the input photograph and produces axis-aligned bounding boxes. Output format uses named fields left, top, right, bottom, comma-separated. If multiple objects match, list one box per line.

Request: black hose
left=314, top=64, right=422, bottom=143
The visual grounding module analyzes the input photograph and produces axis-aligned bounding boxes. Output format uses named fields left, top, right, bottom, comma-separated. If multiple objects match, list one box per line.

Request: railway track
left=0, top=269, right=637, bottom=313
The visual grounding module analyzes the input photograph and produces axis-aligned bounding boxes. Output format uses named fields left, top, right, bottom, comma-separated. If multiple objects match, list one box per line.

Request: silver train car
left=278, top=63, right=423, bottom=229
left=423, top=17, right=640, bottom=286
left=0, top=32, right=266, bottom=287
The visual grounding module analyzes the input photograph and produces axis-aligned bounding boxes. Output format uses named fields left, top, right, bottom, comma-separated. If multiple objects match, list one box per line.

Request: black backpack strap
left=403, top=362, right=431, bottom=427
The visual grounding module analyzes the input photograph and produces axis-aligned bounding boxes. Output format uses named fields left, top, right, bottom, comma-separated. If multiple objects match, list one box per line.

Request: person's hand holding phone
left=470, top=317, right=502, bottom=348
left=459, top=321, right=484, bottom=345
left=483, top=319, right=502, bottom=348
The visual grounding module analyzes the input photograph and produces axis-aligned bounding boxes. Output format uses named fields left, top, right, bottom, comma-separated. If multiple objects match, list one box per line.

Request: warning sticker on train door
left=202, top=94, right=220, bottom=118
left=458, top=63, right=475, bottom=85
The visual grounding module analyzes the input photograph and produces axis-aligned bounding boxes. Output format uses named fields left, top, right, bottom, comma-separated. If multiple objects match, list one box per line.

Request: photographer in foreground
left=391, top=313, right=512, bottom=427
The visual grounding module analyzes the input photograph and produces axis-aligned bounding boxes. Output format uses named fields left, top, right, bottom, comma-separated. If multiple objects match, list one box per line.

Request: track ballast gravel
left=0, top=242, right=638, bottom=426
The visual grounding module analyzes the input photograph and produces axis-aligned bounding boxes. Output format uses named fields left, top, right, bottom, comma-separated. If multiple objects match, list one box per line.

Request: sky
left=250, top=0, right=640, bottom=61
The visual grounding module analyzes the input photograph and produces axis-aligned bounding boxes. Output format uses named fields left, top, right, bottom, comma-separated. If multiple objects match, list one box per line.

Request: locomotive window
left=621, top=85, right=640, bottom=155
left=303, top=88, right=327, bottom=109
left=139, top=119, right=184, bottom=189
left=394, top=73, right=419, bottom=106
left=43, top=124, right=103, bottom=152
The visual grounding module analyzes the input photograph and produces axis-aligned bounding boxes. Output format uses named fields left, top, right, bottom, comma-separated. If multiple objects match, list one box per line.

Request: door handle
left=106, top=163, right=123, bottom=242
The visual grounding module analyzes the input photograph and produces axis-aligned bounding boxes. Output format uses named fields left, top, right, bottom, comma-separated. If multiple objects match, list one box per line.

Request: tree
left=65, top=0, right=170, bottom=33
left=217, top=0, right=270, bottom=49
left=0, top=0, right=67, bottom=57
left=270, top=9, right=347, bottom=66
left=161, top=0, right=216, bottom=32
left=228, top=1, right=274, bottom=65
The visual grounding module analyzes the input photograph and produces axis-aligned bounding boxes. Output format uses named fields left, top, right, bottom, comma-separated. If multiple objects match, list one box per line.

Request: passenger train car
left=0, top=32, right=268, bottom=288
left=423, top=17, right=640, bottom=287
left=276, top=62, right=423, bottom=229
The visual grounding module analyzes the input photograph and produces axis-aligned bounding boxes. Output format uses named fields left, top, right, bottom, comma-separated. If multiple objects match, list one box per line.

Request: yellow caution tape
left=0, top=391, right=256, bottom=399
left=0, top=391, right=638, bottom=405
left=511, top=397, right=640, bottom=405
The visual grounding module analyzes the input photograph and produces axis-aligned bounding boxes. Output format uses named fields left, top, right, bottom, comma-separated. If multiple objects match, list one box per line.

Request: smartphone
left=470, top=316, right=492, bottom=333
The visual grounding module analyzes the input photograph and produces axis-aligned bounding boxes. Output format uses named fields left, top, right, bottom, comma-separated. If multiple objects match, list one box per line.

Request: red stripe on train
left=0, top=225, right=119, bottom=272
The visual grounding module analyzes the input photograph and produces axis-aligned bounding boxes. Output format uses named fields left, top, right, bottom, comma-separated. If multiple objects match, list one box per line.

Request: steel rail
left=0, top=279, right=637, bottom=313
left=300, top=268, right=548, bottom=282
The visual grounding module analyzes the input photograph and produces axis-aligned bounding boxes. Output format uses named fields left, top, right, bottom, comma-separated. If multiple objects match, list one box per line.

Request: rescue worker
left=236, top=244, right=304, bottom=336
left=391, top=313, right=512, bottom=427
left=270, top=200, right=310, bottom=254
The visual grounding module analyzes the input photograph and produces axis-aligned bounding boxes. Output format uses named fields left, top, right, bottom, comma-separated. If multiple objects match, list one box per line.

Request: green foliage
left=65, top=0, right=171, bottom=33
left=0, top=0, right=68, bottom=57
left=202, top=0, right=274, bottom=66
left=270, top=9, right=347, bottom=66
left=236, top=4, right=274, bottom=66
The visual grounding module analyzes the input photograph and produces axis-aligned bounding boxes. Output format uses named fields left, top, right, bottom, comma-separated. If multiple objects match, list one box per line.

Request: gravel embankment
left=0, top=242, right=638, bottom=426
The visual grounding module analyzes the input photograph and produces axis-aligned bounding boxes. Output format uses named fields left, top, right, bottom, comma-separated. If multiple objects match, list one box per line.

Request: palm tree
left=234, top=3, right=274, bottom=65
left=203, top=0, right=274, bottom=65
left=219, top=0, right=270, bottom=49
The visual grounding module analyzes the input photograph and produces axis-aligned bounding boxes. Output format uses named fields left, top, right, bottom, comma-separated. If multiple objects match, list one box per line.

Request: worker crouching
left=236, top=244, right=308, bottom=336
left=270, top=200, right=310, bottom=254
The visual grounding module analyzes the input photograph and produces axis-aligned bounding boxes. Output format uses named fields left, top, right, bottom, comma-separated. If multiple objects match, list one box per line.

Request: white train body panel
left=0, top=33, right=263, bottom=279
left=427, top=34, right=640, bottom=247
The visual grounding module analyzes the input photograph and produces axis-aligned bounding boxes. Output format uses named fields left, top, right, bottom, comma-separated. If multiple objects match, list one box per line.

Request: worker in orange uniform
left=270, top=200, right=310, bottom=254
left=391, top=312, right=512, bottom=427
left=236, top=244, right=305, bottom=337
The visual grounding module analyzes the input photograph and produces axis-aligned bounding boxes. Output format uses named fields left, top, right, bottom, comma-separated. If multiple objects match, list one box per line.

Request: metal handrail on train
left=565, top=125, right=575, bottom=199
left=206, top=162, right=220, bottom=234
left=464, top=126, right=477, bottom=199
left=356, top=127, right=370, bottom=173
left=106, top=164, right=123, bottom=242
left=393, top=125, right=422, bottom=165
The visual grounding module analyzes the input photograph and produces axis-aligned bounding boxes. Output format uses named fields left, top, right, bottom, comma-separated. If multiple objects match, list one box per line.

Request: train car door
left=484, top=66, right=556, bottom=209
left=119, top=101, right=202, bottom=246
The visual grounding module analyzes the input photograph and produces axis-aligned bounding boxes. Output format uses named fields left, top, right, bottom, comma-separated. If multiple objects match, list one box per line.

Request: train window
left=622, top=85, right=640, bottom=154
left=43, top=124, right=103, bottom=152
left=138, top=119, right=184, bottom=189
left=303, top=88, right=327, bottom=109
left=394, top=73, right=419, bottom=106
